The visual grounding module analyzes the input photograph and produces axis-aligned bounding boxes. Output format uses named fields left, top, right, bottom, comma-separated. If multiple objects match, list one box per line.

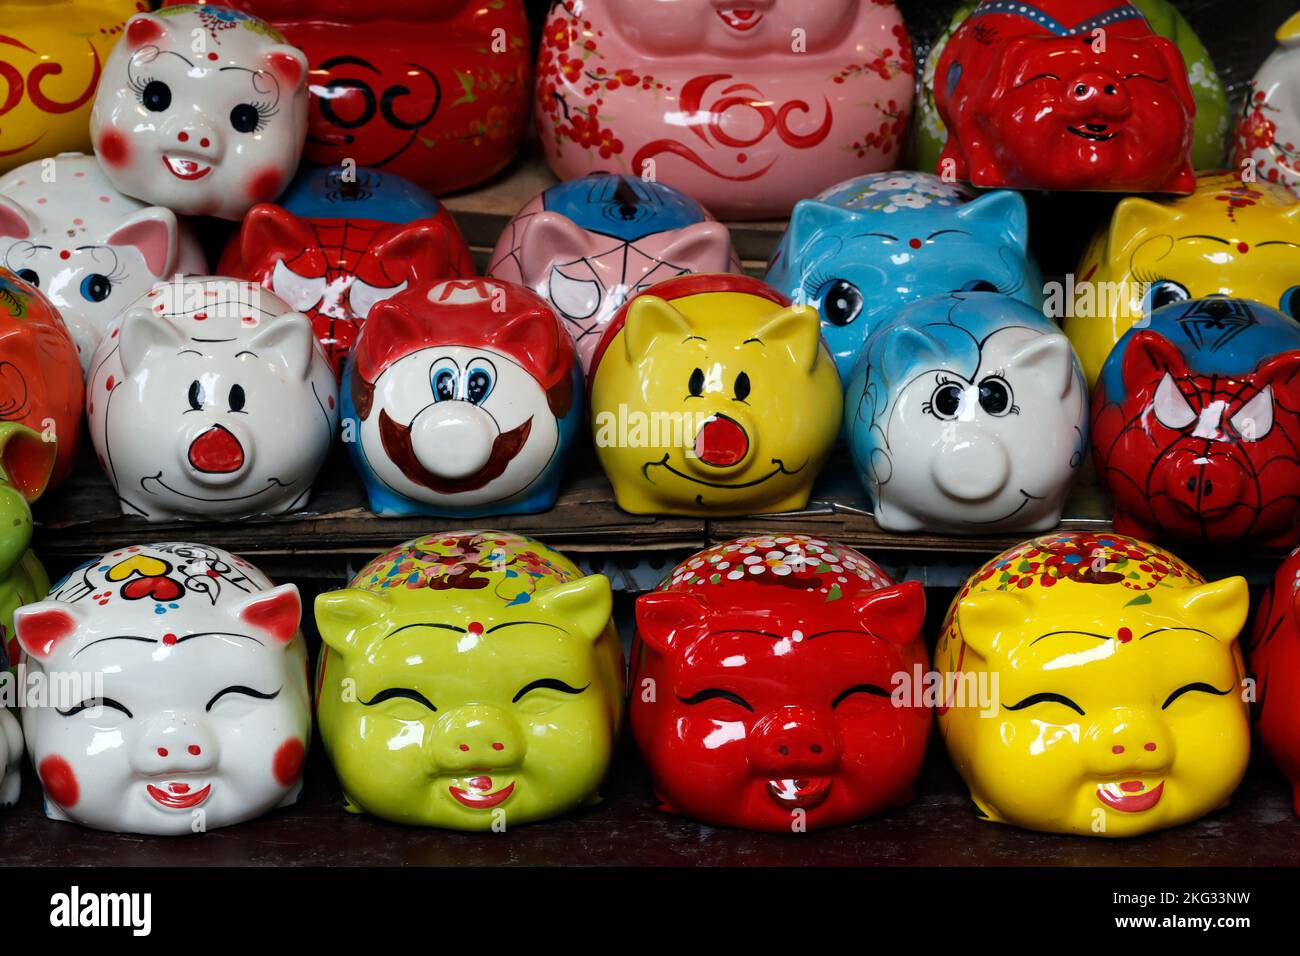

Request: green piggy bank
left=0, top=421, right=54, bottom=670
left=315, top=531, right=625, bottom=830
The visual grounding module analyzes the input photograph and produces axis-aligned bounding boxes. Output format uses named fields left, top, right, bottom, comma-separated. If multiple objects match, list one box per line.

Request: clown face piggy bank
left=934, top=0, right=1196, bottom=192
left=0, top=269, right=84, bottom=485
left=87, top=277, right=339, bottom=521
left=1246, top=547, right=1300, bottom=816
left=1092, top=298, right=1300, bottom=549
left=1233, top=14, right=1300, bottom=198
left=15, top=543, right=310, bottom=834
left=90, top=5, right=309, bottom=220
left=219, top=165, right=475, bottom=377
left=536, top=0, right=915, bottom=220
left=632, top=535, right=929, bottom=832
left=315, top=532, right=623, bottom=829
left=766, top=173, right=1043, bottom=380
left=488, top=173, right=739, bottom=375
left=846, top=293, right=1087, bottom=534
left=590, top=274, right=840, bottom=517
left=343, top=279, right=581, bottom=518
left=0, top=153, right=209, bottom=372
left=938, top=532, right=1249, bottom=837
left=1065, top=172, right=1300, bottom=387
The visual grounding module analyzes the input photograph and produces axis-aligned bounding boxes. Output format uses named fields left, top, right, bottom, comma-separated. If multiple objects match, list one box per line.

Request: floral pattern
left=815, top=170, right=971, bottom=214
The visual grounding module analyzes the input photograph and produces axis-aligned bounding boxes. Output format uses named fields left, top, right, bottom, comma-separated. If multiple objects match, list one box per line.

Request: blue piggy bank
left=765, top=172, right=1043, bottom=380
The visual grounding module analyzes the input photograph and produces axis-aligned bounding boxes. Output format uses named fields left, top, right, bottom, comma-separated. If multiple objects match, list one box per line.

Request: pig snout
left=185, top=423, right=249, bottom=480
left=746, top=707, right=840, bottom=774
left=929, top=434, right=1011, bottom=502
left=130, top=712, right=219, bottom=775
left=1082, top=706, right=1174, bottom=777
left=424, top=704, right=526, bottom=773
left=1059, top=70, right=1132, bottom=121
left=690, top=412, right=752, bottom=472
left=409, top=403, right=498, bottom=480
left=1163, top=456, right=1245, bottom=515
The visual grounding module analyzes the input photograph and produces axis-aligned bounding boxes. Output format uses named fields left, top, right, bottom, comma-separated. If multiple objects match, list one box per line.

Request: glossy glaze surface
left=315, top=531, right=624, bottom=829
left=15, top=542, right=311, bottom=834
left=536, top=0, right=915, bottom=219
left=342, top=278, right=581, bottom=518
left=1233, top=13, right=1300, bottom=198
left=1092, top=298, right=1300, bottom=548
left=1246, top=547, right=1300, bottom=817
left=845, top=292, right=1087, bottom=534
left=589, top=273, right=840, bottom=517
left=86, top=276, right=338, bottom=521
left=937, top=531, right=1250, bottom=837
left=632, top=535, right=929, bottom=832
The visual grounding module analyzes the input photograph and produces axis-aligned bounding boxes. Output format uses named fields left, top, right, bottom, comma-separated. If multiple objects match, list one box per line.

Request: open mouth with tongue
left=448, top=775, right=516, bottom=810
left=162, top=154, right=214, bottom=181
left=766, top=777, right=831, bottom=810
left=716, top=7, right=763, bottom=31
left=146, top=781, right=213, bottom=810
left=1096, top=779, right=1164, bottom=813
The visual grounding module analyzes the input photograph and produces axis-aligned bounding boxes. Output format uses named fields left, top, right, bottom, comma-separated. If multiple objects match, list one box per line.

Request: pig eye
left=547, top=268, right=601, bottom=320
left=1144, top=280, right=1190, bottom=313
left=977, top=376, right=1014, bottom=415
left=960, top=279, right=1000, bottom=294
left=817, top=279, right=863, bottom=327
left=1162, top=682, right=1231, bottom=709
left=141, top=79, right=172, bottom=112
left=360, top=687, right=437, bottom=712
left=58, top=696, right=133, bottom=719
left=206, top=684, right=280, bottom=711
left=15, top=268, right=38, bottom=288
left=431, top=359, right=459, bottom=401
left=688, top=367, right=705, bottom=397
left=187, top=380, right=205, bottom=411
left=228, top=385, right=246, bottom=413
left=1282, top=286, right=1300, bottom=319
left=1005, top=691, right=1084, bottom=716
left=270, top=261, right=327, bottom=313
left=230, top=103, right=267, bottom=134
left=349, top=278, right=406, bottom=320
left=678, top=688, right=753, bottom=711
left=733, top=371, right=751, bottom=402
left=831, top=684, right=891, bottom=708
left=465, top=365, right=495, bottom=405
left=925, top=377, right=965, bottom=420
left=80, top=273, right=112, bottom=303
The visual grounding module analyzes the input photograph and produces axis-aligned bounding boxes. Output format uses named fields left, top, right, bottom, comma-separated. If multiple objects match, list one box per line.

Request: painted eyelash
left=127, top=73, right=154, bottom=102
left=801, top=268, right=833, bottom=299
left=247, top=100, right=279, bottom=131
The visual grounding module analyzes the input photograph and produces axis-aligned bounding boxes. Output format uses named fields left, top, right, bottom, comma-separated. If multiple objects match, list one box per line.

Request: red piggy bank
left=935, top=0, right=1196, bottom=192
left=631, top=535, right=930, bottom=832
left=1247, top=547, right=1300, bottom=816
left=1092, top=298, right=1300, bottom=549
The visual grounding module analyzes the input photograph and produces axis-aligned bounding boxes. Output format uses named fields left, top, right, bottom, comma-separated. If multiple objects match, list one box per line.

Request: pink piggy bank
left=536, top=0, right=915, bottom=220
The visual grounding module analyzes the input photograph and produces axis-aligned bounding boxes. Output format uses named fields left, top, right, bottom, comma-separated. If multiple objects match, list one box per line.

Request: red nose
left=188, top=425, right=244, bottom=474
left=694, top=415, right=749, bottom=468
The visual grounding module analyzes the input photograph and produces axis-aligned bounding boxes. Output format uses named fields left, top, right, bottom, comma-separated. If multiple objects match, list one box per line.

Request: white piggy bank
left=15, top=543, right=311, bottom=835
left=0, top=708, right=21, bottom=807
left=87, top=276, right=338, bottom=521
left=845, top=293, right=1088, bottom=534
left=90, top=6, right=309, bottom=220
left=0, top=153, right=208, bottom=372
left=1233, top=13, right=1300, bottom=198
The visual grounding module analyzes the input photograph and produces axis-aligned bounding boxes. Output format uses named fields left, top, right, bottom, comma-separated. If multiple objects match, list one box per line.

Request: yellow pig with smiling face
left=937, top=532, right=1250, bottom=838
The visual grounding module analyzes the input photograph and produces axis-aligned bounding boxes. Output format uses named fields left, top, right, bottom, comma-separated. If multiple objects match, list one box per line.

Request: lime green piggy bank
left=315, top=531, right=624, bottom=829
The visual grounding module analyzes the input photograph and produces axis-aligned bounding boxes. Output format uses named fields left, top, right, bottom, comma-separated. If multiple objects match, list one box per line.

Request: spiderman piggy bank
left=1092, top=298, right=1300, bottom=549
left=631, top=535, right=930, bottom=832
left=219, top=165, right=474, bottom=377
left=935, top=0, right=1196, bottom=192
left=342, top=279, right=582, bottom=518
left=1246, top=547, right=1300, bottom=816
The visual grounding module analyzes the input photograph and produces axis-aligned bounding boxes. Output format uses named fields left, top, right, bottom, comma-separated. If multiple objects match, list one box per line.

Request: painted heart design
left=121, top=576, right=184, bottom=602
left=106, top=555, right=170, bottom=582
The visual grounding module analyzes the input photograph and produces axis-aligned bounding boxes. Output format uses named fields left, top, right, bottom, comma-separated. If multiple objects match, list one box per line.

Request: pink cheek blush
left=272, top=738, right=305, bottom=786
left=38, top=754, right=80, bottom=807
left=97, top=130, right=130, bottom=168
left=247, top=168, right=284, bottom=204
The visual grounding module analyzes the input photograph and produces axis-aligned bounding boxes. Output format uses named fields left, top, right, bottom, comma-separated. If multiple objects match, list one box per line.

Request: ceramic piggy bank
left=488, top=173, right=739, bottom=375
left=90, top=5, right=309, bottom=220
left=87, top=276, right=339, bottom=521
left=0, top=1, right=143, bottom=175
left=632, top=535, right=929, bottom=832
left=536, top=0, right=915, bottom=220
left=934, top=0, right=1196, bottom=192
left=766, top=172, right=1043, bottom=380
left=590, top=274, right=840, bottom=517
left=0, top=268, right=84, bottom=485
left=1092, top=298, right=1300, bottom=549
left=315, top=531, right=623, bottom=829
left=1233, top=14, right=1300, bottom=198
left=1065, top=172, right=1300, bottom=388
left=0, top=153, right=208, bottom=372
left=15, top=542, right=311, bottom=834
left=1246, top=547, right=1300, bottom=816
left=845, top=293, right=1087, bottom=534
left=938, top=532, right=1249, bottom=837
left=343, top=279, right=581, bottom=517
left=218, top=165, right=475, bottom=377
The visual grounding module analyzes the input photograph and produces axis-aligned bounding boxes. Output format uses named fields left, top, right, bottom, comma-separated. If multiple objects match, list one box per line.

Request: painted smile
left=449, top=776, right=516, bottom=810
left=1096, top=780, right=1164, bottom=813
left=767, top=777, right=831, bottom=810
left=146, top=781, right=212, bottom=810
left=717, top=8, right=763, bottom=31
left=162, top=154, right=213, bottom=180
left=141, top=473, right=290, bottom=503
left=1068, top=124, right=1119, bottom=142
left=642, top=455, right=806, bottom=489
left=964, top=489, right=1046, bottom=526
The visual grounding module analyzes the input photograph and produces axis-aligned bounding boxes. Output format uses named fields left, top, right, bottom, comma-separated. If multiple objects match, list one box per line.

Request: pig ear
left=879, top=326, right=944, bottom=386
left=852, top=581, right=925, bottom=646
left=119, top=307, right=187, bottom=377
left=489, top=306, right=565, bottom=384
left=14, top=601, right=85, bottom=661
left=371, top=219, right=460, bottom=280
left=236, top=584, right=301, bottom=644
left=531, top=575, right=613, bottom=644
left=955, top=590, right=1031, bottom=662
left=124, top=12, right=168, bottom=50
left=636, top=590, right=711, bottom=657
left=623, top=295, right=693, bottom=361
left=1122, top=330, right=1187, bottom=394
left=240, top=204, right=315, bottom=269
left=107, top=206, right=180, bottom=280
left=656, top=222, right=735, bottom=272
left=1150, top=37, right=1196, bottom=115
left=1253, top=351, right=1300, bottom=391
left=0, top=422, right=54, bottom=504
left=518, top=211, right=593, bottom=271
left=1110, top=197, right=1180, bottom=256
left=956, top=190, right=1029, bottom=252
left=315, top=588, right=393, bottom=656
left=1179, top=577, right=1249, bottom=645
left=263, top=45, right=309, bottom=92
left=785, top=199, right=856, bottom=259
left=1007, top=333, right=1076, bottom=399
left=0, top=196, right=33, bottom=240
left=755, top=305, right=823, bottom=373
left=247, top=312, right=316, bottom=380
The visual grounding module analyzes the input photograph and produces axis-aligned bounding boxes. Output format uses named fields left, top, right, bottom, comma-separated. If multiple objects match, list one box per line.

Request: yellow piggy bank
left=937, top=531, right=1250, bottom=838
left=1065, top=172, right=1300, bottom=386
left=0, top=1, right=141, bottom=174
left=589, top=274, right=840, bottom=516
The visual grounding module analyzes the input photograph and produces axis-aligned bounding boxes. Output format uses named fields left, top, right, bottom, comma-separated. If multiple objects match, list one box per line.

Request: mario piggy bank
left=15, top=542, right=311, bottom=834
left=1233, top=14, right=1300, bottom=198
left=632, top=535, right=929, bottom=831
left=1092, top=298, right=1300, bottom=549
left=87, top=276, right=339, bottom=521
left=343, top=279, right=581, bottom=518
left=766, top=172, right=1043, bottom=380
left=938, top=531, right=1250, bottom=837
left=219, top=165, right=475, bottom=378
left=90, top=5, right=309, bottom=220
left=846, top=293, right=1087, bottom=534
left=315, top=531, right=623, bottom=829
left=1246, top=547, right=1300, bottom=816
left=488, top=173, right=739, bottom=375
left=934, top=0, right=1196, bottom=193
left=1065, top=173, right=1300, bottom=388
left=590, top=274, right=840, bottom=517
left=536, top=0, right=915, bottom=220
